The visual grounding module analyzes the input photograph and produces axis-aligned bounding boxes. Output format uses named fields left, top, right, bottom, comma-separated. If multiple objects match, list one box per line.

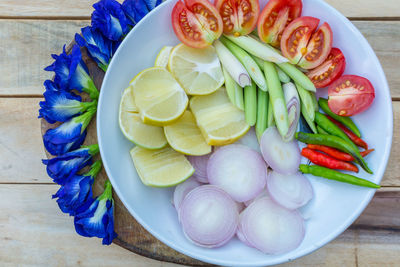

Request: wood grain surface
left=1, top=0, right=399, bottom=266
left=0, top=0, right=398, bottom=18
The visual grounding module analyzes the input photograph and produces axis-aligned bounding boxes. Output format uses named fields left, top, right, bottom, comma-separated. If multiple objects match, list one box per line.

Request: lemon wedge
left=130, top=146, right=194, bottom=187
left=119, top=111, right=167, bottom=149
left=154, top=46, right=173, bottom=68
left=164, top=110, right=212, bottom=156
left=130, top=67, right=188, bottom=126
left=120, top=86, right=138, bottom=113
left=168, top=43, right=224, bottom=95
left=190, top=87, right=250, bottom=146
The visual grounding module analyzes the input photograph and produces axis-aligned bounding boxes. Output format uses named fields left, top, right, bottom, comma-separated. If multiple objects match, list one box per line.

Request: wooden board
left=36, top=43, right=400, bottom=265
left=1, top=20, right=400, bottom=98
left=0, top=0, right=399, bottom=18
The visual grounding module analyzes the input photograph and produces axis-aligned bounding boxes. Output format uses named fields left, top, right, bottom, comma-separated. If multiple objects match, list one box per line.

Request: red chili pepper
left=301, top=147, right=359, bottom=172
left=326, top=116, right=368, bottom=149
left=307, top=144, right=374, bottom=162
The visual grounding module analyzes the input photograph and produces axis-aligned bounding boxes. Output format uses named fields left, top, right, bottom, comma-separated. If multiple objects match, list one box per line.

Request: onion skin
left=173, top=178, right=201, bottom=214
left=179, top=185, right=239, bottom=248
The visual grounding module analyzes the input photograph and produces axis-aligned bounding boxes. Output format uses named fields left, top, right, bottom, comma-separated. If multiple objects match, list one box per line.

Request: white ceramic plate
left=97, top=0, right=393, bottom=265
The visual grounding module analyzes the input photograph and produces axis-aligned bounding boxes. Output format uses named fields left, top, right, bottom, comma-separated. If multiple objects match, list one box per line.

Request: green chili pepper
left=299, top=164, right=379, bottom=188
left=317, top=125, right=328, bottom=134
left=318, top=98, right=361, bottom=137
left=295, top=132, right=373, bottom=174
left=315, top=111, right=357, bottom=149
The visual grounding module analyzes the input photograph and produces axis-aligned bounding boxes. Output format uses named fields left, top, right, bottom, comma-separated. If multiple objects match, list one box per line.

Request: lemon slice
left=154, top=46, right=173, bottom=68
left=119, top=111, right=167, bottom=149
left=164, top=110, right=212, bottom=156
left=130, top=146, right=194, bottom=187
left=168, top=43, right=224, bottom=95
left=190, top=87, right=250, bottom=146
left=130, top=67, right=188, bottom=126
left=120, top=86, right=138, bottom=113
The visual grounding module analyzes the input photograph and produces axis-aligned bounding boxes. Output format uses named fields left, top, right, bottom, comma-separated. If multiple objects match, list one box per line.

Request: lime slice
left=130, top=67, right=188, bottom=126
left=119, top=111, right=167, bottom=149
left=164, top=110, right=212, bottom=156
left=168, top=43, right=224, bottom=95
left=130, top=146, right=194, bottom=187
left=190, top=87, right=250, bottom=146
left=120, top=86, right=138, bottom=113
left=154, top=46, right=173, bottom=68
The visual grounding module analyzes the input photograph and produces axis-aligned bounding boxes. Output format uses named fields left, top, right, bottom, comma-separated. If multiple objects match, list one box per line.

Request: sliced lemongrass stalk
left=277, top=62, right=316, bottom=92
left=244, top=81, right=257, bottom=126
left=264, top=61, right=288, bottom=137
left=267, top=96, right=275, bottom=127
left=282, top=82, right=300, bottom=142
left=295, top=82, right=315, bottom=121
left=310, top=91, right=319, bottom=111
left=220, top=36, right=267, bottom=91
left=214, top=40, right=251, bottom=87
left=256, top=88, right=269, bottom=139
left=222, top=66, right=244, bottom=110
left=275, top=65, right=291, bottom=83
left=224, top=35, right=288, bottom=64
left=301, top=103, right=318, bottom=133
left=251, top=55, right=264, bottom=71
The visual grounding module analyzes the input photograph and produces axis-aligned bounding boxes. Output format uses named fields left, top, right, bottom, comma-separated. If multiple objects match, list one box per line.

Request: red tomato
left=257, top=0, right=302, bottom=47
left=171, top=0, right=223, bottom=48
left=280, top=16, right=319, bottom=64
left=298, top=22, right=333, bottom=69
left=328, top=75, right=375, bottom=116
left=307, top=48, right=346, bottom=88
left=215, top=0, right=260, bottom=36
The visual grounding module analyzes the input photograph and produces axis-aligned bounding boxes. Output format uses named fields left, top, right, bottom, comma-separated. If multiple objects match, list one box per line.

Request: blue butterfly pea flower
left=43, top=79, right=61, bottom=92
left=75, top=26, right=113, bottom=72
left=39, top=89, right=97, bottom=124
left=92, top=0, right=130, bottom=41
left=43, top=107, right=96, bottom=155
left=74, top=180, right=117, bottom=245
left=42, top=144, right=99, bottom=184
left=45, top=45, right=99, bottom=99
left=45, top=45, right=71, bottom=90
left=53, top=160, right=102, bottom=216
left=122, top=0, right=162, bottom=25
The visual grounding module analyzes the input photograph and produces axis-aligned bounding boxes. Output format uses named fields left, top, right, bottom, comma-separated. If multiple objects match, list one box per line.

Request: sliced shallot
left=234, top=127, right=261, bottom=153
left=239, top=197, right=305, bottom=254
left=207, top=144, right=267, bottom=202
left=267, top=171, right=313, bottom=210
left=187, top=154, right=211, bottom=183
left=243, top=189, right=269, bottom=207
left=179, top=185, right=239, bottom=248
left=283, top=82, right=301, bottom=142
left=173, top=178, right=201, bottom=212
left=260, top=126, right=301, bottom=174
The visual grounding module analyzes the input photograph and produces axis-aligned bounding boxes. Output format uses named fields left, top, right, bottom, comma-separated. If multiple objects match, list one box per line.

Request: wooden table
left=1, top=0, right=399, bottom=266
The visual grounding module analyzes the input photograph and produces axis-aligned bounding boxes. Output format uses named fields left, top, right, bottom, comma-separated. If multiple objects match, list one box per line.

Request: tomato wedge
left=328, top=75, right=375, bottom=116
left=280, top=16, right=319, bottom=64
left=298, top=22, right=333, bottom=69
left=171, top=0, right=223, bottom=48
left=257, top=0, right=302, bottom=47
left=307, top=48, right=346, bottom=88
left=215, top=0, right=260, bottom=36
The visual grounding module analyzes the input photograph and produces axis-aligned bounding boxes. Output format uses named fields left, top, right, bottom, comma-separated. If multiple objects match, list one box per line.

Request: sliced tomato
left=280, top=16, right=319, bottom=64
left=307, top=48, right=346, bottom=88
left=257, top=0, right=302, bottom=47
left=328, top=75, right=375, bottom=116
left=298, top=22, right=333, bottom=69
left=171, top=0, right=223, bottom=48
left=215, top=0, right=260, bottom=36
